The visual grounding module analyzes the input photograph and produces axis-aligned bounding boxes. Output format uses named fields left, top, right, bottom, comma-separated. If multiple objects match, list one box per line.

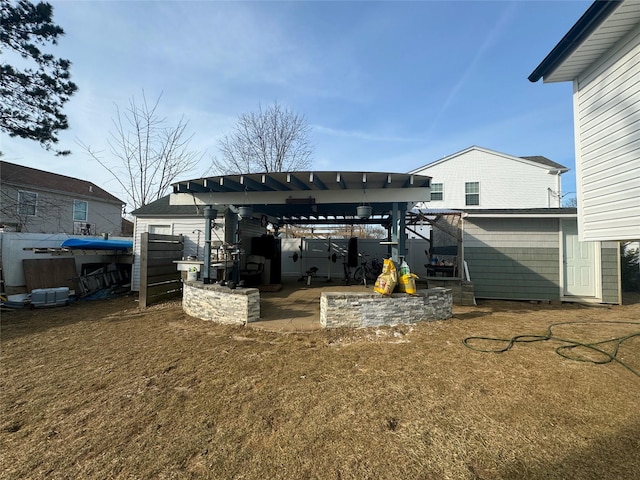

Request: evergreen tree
left=1, top=0, right=78, bottom=154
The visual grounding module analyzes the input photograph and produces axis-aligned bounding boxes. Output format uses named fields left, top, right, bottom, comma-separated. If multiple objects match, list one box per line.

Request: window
left=465, top=182, right=480, bottom=206
left=431, top=183, right=443, bottom=201
left=73, top=200, right=88, bottom=221
left=149, top=225, right=171, bottom=235
left=18, top=191, right=37, bottom=216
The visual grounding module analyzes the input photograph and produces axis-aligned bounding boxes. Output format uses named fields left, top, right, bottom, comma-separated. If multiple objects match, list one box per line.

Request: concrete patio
left=249, top=278, right=372, bottom=332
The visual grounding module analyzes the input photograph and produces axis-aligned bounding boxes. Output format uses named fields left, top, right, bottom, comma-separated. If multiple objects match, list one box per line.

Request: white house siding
left=131, top=217, right=206, bottom=292
left=411, top=148, right=562, bottom=209
left=574, top=24, right=640, bottom=241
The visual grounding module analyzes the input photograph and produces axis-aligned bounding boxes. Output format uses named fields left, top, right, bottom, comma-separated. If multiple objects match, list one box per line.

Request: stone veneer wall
left=182, top=281, right=260, bottom=325
left=422, top=279, right=475, bottom=306
left=320, top=288, right=452, bottom=329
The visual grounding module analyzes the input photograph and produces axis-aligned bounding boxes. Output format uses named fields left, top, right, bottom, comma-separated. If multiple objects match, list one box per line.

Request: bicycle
left=352, top=253, right=382, bottom=287
left=342, top=257, right=354, bottom=285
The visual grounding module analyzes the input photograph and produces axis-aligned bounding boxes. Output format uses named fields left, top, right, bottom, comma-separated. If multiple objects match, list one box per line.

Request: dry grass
left=1, top=293, right=639, bottom=479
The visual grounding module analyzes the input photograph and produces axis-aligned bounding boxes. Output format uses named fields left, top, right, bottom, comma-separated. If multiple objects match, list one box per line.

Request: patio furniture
left=240, top=255, right=266, bottom=286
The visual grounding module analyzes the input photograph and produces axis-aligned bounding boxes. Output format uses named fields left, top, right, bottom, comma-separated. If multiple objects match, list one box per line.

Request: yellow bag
left=398, top=273, right=418, bottom=295
left=374, top=259, right=397, bottom=296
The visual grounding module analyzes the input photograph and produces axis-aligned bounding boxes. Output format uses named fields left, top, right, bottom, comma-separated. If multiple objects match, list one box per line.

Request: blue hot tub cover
left=61, top=238, right=133, bottom=250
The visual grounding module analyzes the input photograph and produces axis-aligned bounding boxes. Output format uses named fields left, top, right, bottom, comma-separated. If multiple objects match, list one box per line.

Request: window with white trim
left=73, top=200, right=88, bottom=221
left=431, top=183, right=443, bottom=201
left=18, top=191, right=37, bottom=216
left=149, top=225, right=171, bottom=235
left=465, top=182, right=479, bottom=206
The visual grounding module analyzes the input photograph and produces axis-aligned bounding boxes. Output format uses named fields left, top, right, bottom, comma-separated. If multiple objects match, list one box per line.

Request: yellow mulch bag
left=374, top=258, right=397, bottom=296
left=398, top=273, right=419, bottom=295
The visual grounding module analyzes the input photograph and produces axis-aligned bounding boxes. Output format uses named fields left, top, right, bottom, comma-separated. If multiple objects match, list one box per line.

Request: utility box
left=31, top=287, right=70, bottom=308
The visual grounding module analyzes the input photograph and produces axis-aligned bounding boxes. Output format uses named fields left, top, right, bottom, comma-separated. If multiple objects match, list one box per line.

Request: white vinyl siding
left=411, top=147, right=563, bottom=209
left=574, top=24, right=640, bottom=241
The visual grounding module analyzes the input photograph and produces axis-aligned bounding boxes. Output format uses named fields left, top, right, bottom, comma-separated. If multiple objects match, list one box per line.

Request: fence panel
left=139, top=233, right=183, bottom=307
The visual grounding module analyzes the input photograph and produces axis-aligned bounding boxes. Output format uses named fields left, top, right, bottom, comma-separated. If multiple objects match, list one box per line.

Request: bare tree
left=563, top=196, right=578, bottom=208
left=212, top=102, right=312, bottom=174
left=78, top=92, right=202, bottom=210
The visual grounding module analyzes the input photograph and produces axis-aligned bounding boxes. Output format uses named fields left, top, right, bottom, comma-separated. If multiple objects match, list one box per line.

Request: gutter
left=528, top=0, right=621, bottom=82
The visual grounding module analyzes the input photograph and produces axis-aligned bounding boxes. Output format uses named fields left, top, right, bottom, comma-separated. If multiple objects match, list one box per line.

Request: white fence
left=280, top=237, right=431, bottom=281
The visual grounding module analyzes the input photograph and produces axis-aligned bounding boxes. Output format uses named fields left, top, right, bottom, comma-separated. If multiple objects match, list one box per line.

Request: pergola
left=170, top=171, right=431, bottom=278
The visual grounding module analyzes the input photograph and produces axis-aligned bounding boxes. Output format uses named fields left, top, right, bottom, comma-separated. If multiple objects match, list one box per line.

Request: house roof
left=519, top=155, right=568, bottom=171
left=0, top=160, right=124, bottom=205
left=130, top=194, right=203, bottom=217
left=409, top=146, right=568, bottom=173
left=529, top=1, right=640, bottom=83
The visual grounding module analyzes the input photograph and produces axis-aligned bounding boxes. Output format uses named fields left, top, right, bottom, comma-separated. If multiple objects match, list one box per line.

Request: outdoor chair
left=240, top=255, right=266, bottom=286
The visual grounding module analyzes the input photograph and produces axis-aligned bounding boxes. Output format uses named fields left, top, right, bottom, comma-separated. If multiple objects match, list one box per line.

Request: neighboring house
left=121, top=218, right=134, bottom=237
left=404, top=148, right=622, bottom=303
left=462, top=209, right=620, bottom=304
left=529, top=0, right=640, bottom=241
left=409, top=146, right=568, bottom=210
left=0, top=160, right=125, bottom=236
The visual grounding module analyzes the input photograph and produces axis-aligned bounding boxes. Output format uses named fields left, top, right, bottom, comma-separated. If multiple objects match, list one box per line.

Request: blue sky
left=2, top=0, right=591, bottom=210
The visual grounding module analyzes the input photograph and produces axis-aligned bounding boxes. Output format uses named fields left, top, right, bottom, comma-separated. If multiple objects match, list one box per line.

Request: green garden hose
left=463, top=321, right=640, bottom=377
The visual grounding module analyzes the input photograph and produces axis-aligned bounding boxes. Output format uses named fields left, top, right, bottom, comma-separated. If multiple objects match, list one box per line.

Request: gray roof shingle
left=520, top=155, right=569, bottom=171
left=1, top=160, right=124, bottom=204
left=130, top=194, right=204, bottom=217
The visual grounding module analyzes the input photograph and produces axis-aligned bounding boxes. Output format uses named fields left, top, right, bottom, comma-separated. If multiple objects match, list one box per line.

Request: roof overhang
left=529, top=0, right=640, bottom=83
left=171, top=171, right=431, bottom=225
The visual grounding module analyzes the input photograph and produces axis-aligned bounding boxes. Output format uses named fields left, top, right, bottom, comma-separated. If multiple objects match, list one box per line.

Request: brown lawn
left=1, top=292, right=639, bottom=479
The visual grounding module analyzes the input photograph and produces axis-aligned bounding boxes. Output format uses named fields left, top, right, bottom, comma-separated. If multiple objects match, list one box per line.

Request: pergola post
left=390, top=202, right=407, bottom=263
left=202, top=206, right=217, bottom=284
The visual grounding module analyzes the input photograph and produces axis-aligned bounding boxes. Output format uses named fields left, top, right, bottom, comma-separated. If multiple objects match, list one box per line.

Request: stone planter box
left=320, top=288, right=452, bottom=328
left=182, top=281, right=260, bottom=325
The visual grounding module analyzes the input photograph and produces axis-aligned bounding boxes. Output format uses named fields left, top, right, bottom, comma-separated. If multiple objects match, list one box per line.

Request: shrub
left=621, top=246, right=640, bottom=291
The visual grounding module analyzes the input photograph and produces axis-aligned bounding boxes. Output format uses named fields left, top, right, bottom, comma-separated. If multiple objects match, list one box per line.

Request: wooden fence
left=139, top=233, right=184, bottom=308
